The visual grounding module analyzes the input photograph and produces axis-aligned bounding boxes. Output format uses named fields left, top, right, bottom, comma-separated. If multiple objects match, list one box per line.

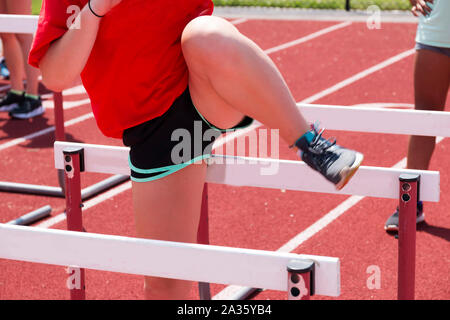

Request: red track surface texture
left=0, top=17, right=449, bottom=300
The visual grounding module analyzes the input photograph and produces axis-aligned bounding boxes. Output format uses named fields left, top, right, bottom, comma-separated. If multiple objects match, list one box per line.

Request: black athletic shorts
left=122, top=87, right=254, bottom=182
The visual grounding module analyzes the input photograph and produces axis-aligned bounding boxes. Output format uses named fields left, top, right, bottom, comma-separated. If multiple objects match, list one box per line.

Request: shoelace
left=307, top=127, right=337, bottom=155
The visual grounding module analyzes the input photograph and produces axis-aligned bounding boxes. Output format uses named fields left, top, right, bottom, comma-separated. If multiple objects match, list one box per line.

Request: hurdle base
left=7, top=205, right=52, bottom=226
left=0, top=175, right=129, bottom=200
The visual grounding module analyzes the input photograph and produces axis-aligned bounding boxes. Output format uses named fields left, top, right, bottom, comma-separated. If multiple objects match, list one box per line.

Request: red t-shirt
left=29, top=0, right=214, bottom=138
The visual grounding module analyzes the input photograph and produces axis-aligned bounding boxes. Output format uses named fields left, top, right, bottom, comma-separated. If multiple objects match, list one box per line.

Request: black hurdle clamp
left=63, top=148, right=85, bottom=173
left=287, top=259, right=315, bottom=299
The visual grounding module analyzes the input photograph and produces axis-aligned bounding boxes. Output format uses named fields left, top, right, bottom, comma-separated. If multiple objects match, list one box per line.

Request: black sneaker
left=384, top=201, right=425, bottom=232
left=0, top=91, right=24, bottom=112
left=295, top=126, right=363, bottom=190
left=9, top=96, right=45, bottom=119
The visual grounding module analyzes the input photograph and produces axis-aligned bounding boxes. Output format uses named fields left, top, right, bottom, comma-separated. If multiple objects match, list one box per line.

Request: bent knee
left=181, top=16, right=240, bottom=62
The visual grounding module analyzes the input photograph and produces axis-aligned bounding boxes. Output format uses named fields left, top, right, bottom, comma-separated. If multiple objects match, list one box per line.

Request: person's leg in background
left=0, top=0, right=27, bottom=112
left=385, top=47, right=450, bottom=231
left=407, top=48, right=450, bottom=170
left=3, top=0, right=44, bottom=119
left=9, top=0, right=40, bottom=96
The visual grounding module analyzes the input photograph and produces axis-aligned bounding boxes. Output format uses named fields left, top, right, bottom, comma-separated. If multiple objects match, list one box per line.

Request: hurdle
left=51, top=102, right=447, bottom=300
left=0, top=222, right=338, bottom=300
left=0, top=14, right=128, bottom=205
left=216, top=104, right=449, bottom=300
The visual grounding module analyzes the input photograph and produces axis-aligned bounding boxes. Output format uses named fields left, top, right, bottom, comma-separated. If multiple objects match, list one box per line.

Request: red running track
left=0, top=17, right=449, bottom=300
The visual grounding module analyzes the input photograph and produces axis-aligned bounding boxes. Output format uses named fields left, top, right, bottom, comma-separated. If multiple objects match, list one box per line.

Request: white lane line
left=230, top=18, right=248, bottom=25
left=213, top=136, right=445, bottom=299
left=301, top=49, right=416, bottom=104
left=43, top=98, right=90, bottom=110
left=41, top=84, right=87, bottom=100
left=264, top=21, right=351, bottom=55
left=0, top=112, right=94, bottom=152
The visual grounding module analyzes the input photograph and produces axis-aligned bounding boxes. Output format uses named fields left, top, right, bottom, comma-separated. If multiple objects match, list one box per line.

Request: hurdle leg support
left=54, top=92, right=66, bottom=193
left=63, top=147, right=86, bottom=300
left=7, top=205, right=52, bottom=226
left=397, top=174, right=419, bottom=300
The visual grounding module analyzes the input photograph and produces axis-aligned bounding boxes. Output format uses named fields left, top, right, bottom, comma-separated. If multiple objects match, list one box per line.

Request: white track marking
left=301, top=49, right=416, bottom=104
left=230, top=18, right=248, bottom=25
left=43, top=98, right=90, bottom=110
left=264, top=21, right=351, bottom=55
left=41, top=85, right=88, bottom=100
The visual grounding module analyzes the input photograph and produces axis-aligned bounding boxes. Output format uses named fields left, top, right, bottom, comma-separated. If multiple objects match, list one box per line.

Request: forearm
left=39, top=4, right=102, bottom=92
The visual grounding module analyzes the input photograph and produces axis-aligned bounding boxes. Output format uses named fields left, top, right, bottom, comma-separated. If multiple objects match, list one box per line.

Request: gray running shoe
left=295, top=126, right=363, bottom=190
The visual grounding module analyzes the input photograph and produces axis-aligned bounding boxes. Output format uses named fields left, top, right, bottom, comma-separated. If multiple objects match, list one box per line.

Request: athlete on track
left=30, top=0, right=363, bottom=299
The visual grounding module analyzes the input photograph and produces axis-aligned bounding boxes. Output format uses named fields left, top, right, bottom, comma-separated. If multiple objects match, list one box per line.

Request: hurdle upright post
left=63, top=147, right=86, bottom=300
left=197, top=183, right=212, bottom=300
left=54, top=92, right=66, bottom=191
left=397, top=174, right=419, bottom=300
left=53, top=92, right=65, bottom=141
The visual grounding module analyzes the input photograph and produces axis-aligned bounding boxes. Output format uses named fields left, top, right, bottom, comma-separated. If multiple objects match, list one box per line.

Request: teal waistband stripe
left=131, top=168, right=178, bottom=183
left=128, top=154, right=211, bottom=174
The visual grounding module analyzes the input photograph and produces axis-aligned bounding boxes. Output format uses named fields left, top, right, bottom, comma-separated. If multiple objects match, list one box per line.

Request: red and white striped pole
left=397, top=174, right=419, bottom=300
left=287, top=260, right=315, bottom=300
left=63, top=148, right=86, bottom=300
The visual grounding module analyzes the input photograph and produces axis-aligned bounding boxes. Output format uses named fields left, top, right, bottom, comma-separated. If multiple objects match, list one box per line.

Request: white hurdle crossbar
left=298, top=104, right=450, bottom=137
left=0, top=14, right=38, bottom=34
left=54, top=142, right=440, bottom=202
left=0, top=223, right=339, bottom=296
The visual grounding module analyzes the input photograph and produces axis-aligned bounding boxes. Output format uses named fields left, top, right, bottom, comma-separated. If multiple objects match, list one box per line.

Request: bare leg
left=0, top=32, right=25, bottom=90
left=132, top=162, right=207, bottom=300
left=407, top=49, right=450, bottom=170
left=181, top=16, right=310, bottom=147
left=7, top=0, right=40, bottom=95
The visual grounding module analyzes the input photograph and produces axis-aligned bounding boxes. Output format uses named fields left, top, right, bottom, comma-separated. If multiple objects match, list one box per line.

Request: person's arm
left=39, top=0, right=121, bottom=92
left=410, top=0, right=434, bottom=17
